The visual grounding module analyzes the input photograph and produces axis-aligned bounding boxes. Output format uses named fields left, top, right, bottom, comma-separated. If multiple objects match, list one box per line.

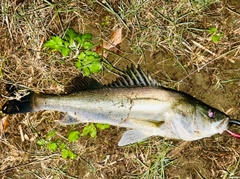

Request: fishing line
left=226, top=119, right=240, bottom=139
left=229, top=119, right=240, bottom=126
left=226, top=130, right=240, bottom=139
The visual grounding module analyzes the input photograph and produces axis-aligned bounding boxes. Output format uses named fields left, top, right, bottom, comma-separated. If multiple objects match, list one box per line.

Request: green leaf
left=77, top=52, right=85, bottom=60
left=59, top=143, right=66, bottom=150
left=85, top=54, right=96, bottom=61
left=76, top=51, right=102, bottom=76
left=76, top=35, right=84, bottom=45
left=79, top=62, right=102, bottom=76
left=75, top=61, right=81, bottom=69
left=83, top=41, right=93, bottom=49
left=82, top=33, right=93, bottom=41
left=96, top=123, right=110, bottom=130
left=81, top=123, right=97, bottom=138
left=61, top=149, right=69, bottom=159
left=65, top=28, right=78, bottom=41
left=209, top=27, right=216, bottom=34
left=89, top=62, right=102, bottom=73
left=76, top=33, right=93, bottom=46
left=211, top=35, right=221, bottom=43
left=37, top=139, right=46, bottom=146
left=60, top=47, right=71, bottom=57
left=46, top=142, right=58, bottom=152
left=46, top=130, right=56, bottom=140
left=44, top=36, right=71, bottom=56
left=211, top=33, right=223, bottom=43
left=68, top=150, right=77, bottom=159
left=61, top=149, right=77, bottom=159
left=68, top=130, right=80, bottom=142
left=85, top=50, right=99, bottom=57
left=82, top=67, right=91, bottom=76
left=44, top=36, right=63, bottom=50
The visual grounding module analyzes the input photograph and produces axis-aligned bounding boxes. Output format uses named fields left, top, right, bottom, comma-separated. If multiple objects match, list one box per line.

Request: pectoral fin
left=118, top=130, right=152, bottom=146
left=56, top=113, right=83, bottom=125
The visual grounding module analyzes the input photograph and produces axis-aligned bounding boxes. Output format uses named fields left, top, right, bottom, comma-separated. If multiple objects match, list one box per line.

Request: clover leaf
left=81, top=123, right=97, bottom=138
left=37, top=139, right=46, bottom=146
left=83, top=41, right=94, bottom=49
left=208, top=27, right=216, bottom=34
left=62, top=149, right=77, bottom=159
left=44, top=29, right=103, bottom=75
left=64, top=28, right=78, bottom=45
left=76, top=51, right=102, bottom=76
left=76, top=33, right=93, bottom=45
left=68, top=130, right=80, bottom=143
left=208, top=27, right=224, bottom=43
left=96, top=123, right=110, bottom=130
left=44, top=36, right=71, bottom=56
left=46, top=142, right=58, bottom=152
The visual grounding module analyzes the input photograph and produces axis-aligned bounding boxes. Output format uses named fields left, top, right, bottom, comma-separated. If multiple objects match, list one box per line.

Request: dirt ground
left=0, top=0, right=240, bottom=178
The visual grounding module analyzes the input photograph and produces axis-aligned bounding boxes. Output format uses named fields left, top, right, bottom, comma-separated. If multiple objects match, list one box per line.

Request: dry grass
left=0, top=0, right=240, bottom=178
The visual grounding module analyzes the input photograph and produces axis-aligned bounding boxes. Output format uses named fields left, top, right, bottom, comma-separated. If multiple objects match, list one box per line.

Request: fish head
left=169, top=98, right=229, bottom=141
left=195, top=102, right=229, bottom=134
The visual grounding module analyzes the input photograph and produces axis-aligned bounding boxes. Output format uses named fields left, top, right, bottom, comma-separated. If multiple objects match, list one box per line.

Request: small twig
left=226, top=6, right=240, bottom=17
left=194, top=167, right=206, bottom=179
left=5, top=14, right=13, bottom=42
left=192, top=40, right=216, bottom=56
left=18, top=125, right=25, bottom=142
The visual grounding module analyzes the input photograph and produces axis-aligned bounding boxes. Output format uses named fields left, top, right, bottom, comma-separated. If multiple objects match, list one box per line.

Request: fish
left=1, top=65, right=233, bottom=146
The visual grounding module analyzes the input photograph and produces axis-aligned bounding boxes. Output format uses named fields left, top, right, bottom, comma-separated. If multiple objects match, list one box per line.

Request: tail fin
left=2, top=92, right=34, bottom=114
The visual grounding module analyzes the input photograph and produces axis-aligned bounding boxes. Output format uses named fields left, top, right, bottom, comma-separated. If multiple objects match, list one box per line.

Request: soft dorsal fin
left=64, top=75, right=102, bottom=94
left=108, top=64, right=160, bottom=87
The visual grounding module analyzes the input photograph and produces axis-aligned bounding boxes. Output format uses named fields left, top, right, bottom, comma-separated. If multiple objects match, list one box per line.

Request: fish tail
left=2, top=92, right=35, bottom=114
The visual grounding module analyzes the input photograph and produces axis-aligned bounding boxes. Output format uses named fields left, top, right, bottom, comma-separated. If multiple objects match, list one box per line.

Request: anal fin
left=118, top=130, right=152, bottom=146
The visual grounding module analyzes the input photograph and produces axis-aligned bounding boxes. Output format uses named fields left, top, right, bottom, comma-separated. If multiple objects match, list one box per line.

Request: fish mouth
left=215, top=117, right=229, bottom=134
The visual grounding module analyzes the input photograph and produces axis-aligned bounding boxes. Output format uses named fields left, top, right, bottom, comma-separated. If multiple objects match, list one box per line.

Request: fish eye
left=208, top=109, right=215, bottom=118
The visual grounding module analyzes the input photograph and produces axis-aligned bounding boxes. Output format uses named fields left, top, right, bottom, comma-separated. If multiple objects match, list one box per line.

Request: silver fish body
left=2, top=66, right=230, bottom=146
left=30, top=86, right=229, bottom=145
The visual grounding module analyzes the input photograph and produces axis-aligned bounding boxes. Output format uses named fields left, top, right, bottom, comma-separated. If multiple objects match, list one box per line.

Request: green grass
left=139, top=143, right=174, bottom=179
left=123, top=140, right=174, bottom=178
left=223, top=157, right=240, bottom=179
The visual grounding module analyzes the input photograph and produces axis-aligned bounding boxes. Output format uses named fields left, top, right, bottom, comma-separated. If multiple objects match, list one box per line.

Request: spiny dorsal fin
left=65, top=64, right=159, bottom=93
left=64, top=75, right=102, bottom=94
left=108, top=64, right=160, bottom=87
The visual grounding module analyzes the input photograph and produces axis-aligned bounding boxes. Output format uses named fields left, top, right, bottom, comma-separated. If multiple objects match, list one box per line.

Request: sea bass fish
left=2, top=65, right=231, bottom=146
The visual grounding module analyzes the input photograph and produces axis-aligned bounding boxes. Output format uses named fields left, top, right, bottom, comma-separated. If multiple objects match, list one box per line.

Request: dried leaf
left=0, top=115, right=9, bottom=135
left=96, top=28, right=123, bottom=58
left=103, top=28, right=123, bottom=50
